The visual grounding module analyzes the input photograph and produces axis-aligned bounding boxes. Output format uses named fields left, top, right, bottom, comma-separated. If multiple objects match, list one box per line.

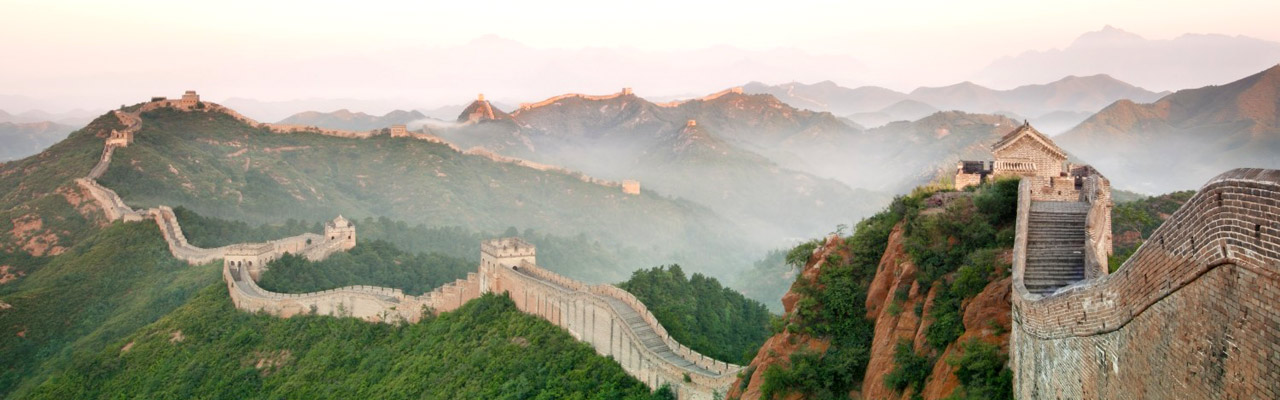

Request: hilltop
left=435, top=89, right=890, bottom=242
left=1056, top=64, right=1280, bottom=192
left=0, top=99, right=754, bottom=283
left=744, top=75, right=1165, bottom=132
left=276, top=109, right=427, bottom=131
left=0, top=121, right=76, bottom=161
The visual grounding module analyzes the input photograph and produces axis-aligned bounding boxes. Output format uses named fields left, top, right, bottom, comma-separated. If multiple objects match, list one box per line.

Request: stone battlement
left=1011, top=168, right=1280, bottom=398
left=515, top=88, right=636, bottom=112
left=481, top=237, right=536, bottom=258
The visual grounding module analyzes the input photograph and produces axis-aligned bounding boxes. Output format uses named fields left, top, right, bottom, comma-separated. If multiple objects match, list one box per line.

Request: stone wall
left=84, top=100, right=740, bottom=399
left=488, top=260, right=741, bottom=400
left=1011, top=168, right=1280, bottom=399
left=653, top=87, right=744, bottom=108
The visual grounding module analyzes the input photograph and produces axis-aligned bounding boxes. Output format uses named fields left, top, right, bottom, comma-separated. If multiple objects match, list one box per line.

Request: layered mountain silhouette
left=745, top=74, right=1165, bottom=133
left=0, top=120, right=74, bottom=161
left=277, top=109, right=427, bottom=131
left=434, top=90, right=887, bottom=241
left=976, top=25, right=1280, bottom=92
left=1056, top=64, right=1280, bottom=193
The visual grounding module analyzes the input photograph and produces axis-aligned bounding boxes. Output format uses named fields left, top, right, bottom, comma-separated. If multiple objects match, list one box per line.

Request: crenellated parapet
left=1011, top=168, right=1280, bottom=399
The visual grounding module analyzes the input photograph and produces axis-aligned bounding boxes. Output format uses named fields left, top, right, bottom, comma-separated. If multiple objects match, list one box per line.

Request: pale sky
left=3, top=0, right=1279, bottom=114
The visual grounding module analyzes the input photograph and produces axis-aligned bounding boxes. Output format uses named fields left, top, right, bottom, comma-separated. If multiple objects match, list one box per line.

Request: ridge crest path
left=74, top=105, right=739, bottom=399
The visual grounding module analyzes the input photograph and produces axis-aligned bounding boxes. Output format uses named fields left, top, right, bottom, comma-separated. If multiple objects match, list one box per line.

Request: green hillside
left=26, top=288, right=669, bottom=399
left=0, top=222, right=217, bottom=397
left=1, top=210, right=685, bottom=399
left=95, top=106, right=750, bottom=280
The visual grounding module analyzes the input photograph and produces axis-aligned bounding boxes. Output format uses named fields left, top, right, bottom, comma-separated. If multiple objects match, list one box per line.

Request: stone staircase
left=1025, top=201, right=1089, bottom=296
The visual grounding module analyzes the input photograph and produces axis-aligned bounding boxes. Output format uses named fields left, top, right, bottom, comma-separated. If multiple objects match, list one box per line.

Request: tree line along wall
left=1012, top=168, right=1280, bottom=399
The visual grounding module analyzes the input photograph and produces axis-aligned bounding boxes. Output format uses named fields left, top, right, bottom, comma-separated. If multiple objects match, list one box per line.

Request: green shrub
left=946, top=339, right=1013, bottom=400
left=884, top=341, right=933, bottom=394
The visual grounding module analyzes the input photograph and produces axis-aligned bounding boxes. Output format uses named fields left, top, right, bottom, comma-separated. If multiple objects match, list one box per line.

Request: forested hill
left=0, top=208, right=682, bottom=399
left=88, top=105, right=752, bottom=281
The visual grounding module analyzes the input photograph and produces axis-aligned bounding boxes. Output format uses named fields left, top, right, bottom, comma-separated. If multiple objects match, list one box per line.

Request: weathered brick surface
left=1012, top=168, right=1280, bottom=399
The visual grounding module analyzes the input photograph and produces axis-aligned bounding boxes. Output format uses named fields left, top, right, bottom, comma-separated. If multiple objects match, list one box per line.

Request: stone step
left=1027, top=264, right=1086, bottom=271
left=1025, top=271, right=1085, bottom=279
left=1028, top=254, right=1085, bottom=260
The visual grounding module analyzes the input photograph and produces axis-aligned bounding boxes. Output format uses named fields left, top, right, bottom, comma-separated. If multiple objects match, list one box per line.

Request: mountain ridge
left=1056, top=64, right=1280, bottom=192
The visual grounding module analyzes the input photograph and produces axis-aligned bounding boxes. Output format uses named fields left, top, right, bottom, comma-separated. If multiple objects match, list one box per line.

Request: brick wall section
left=1012, top=168, right=1280, bottom=399
left=993, top=138, right=1065, bottom=178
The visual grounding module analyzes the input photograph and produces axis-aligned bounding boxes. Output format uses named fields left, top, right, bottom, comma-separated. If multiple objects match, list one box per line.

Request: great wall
left=967, top=124, right=1280, bottom=398
left=74, top=94, right=738, bottom=399
left=74, top=92, right=1280, bottom=398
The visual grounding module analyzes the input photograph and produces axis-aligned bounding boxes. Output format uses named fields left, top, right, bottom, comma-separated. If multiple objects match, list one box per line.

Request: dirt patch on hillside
left=0, top=300, right=11, bottom=310
left=0, top=265, right=18, bottom=284
left=121, top=341, right=135, bottom=353
left=59, top=184, right=108, bottom=226
left=510, top=336, right=530, bottom=347
left=10, top=214, right=64, bottom=256
left=169, top=330, right=186, bottom=343
left=251, top=350, right=293, bottom=376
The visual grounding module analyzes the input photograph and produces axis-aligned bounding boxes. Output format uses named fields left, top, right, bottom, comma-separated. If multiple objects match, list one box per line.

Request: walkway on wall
left=1024, top=201, right=1089, bottom=295
left=512, top=266, right=722, bottom=377
left=602, top=295, right=718, bottom=375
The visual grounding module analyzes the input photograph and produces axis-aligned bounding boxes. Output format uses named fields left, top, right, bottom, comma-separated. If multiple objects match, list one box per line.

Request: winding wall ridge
left=514, top=91, right=630, bottom=112
left=653, top=87, right=744, bottom=108
left=486, top=260, right=741, bottom=399
left=78, top=103, right=732, bottom=398
left=1011, top=168, right=1280, bottom=399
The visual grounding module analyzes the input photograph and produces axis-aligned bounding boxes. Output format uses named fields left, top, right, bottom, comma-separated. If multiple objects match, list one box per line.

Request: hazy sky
left=3, top=0, right=1279, bottom=113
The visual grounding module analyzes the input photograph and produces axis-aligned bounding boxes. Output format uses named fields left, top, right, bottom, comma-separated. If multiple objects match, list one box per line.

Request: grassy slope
left=0, top=222, right=218, bottom=397
left=98, top=107, right=749, bottom=278
left=26, top=289, right=662, bottom=400
left=0, top=112, right=122, bottom=255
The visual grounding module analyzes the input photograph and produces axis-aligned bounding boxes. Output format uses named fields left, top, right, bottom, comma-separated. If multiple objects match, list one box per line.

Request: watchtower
left=621, top=87, right=633, bottom=95
left=389, top=125, right=408, bottom=138
left=622, top=180, right=641, bottom=195
left=479, top=237, right=536, bottom=293
left=225, top=243, right=275, bottom=281
left=477, top=93, right=485, bottom=102
left=324, top=215, right=356, bottom=251
left=105, top=129, right=133, bottom=147
left=180, top=90, right=200, bottom=108
left=687, top=119, right=697, bottom=127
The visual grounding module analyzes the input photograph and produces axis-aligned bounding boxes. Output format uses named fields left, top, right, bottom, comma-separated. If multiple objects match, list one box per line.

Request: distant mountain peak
left=457, top=95, right=512, bottom=124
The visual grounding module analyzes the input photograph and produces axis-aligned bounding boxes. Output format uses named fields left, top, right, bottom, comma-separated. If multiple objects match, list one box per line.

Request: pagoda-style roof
left=992, top=121, right=1067, bottom=159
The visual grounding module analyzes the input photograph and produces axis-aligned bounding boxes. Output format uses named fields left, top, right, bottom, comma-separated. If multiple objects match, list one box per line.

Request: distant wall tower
left=477, top=93, right=485, bottom=102
left=389, top=124, right=408, bottom=138
left=479, top=237, right=536, bottom=293
left=621, top=180, right=641, bottom=195
left=324, top=215, right=356, bottom=251
left=180, top=90, right=200, bottom=109
left=686, top=119, right=697, bottom=127
left=105, top=129, right=133, bottom=147
left=621, top=87, right=633, bottom=95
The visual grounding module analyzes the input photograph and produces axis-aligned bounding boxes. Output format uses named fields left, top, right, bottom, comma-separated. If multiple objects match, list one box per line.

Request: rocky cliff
left=728, top=186, right=1017, bottom=400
